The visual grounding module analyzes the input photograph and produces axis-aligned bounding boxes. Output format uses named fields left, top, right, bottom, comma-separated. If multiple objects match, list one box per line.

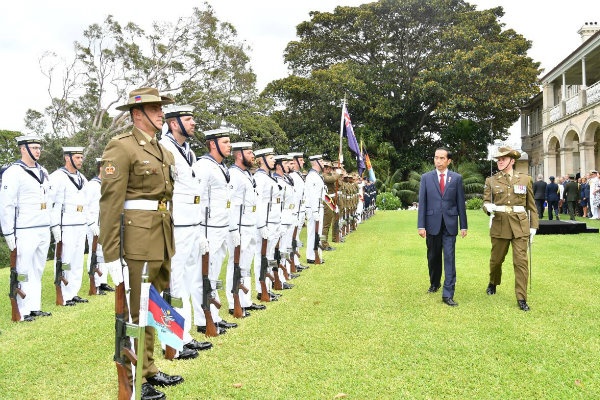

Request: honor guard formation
left=0, top=87, right=377, bottom=400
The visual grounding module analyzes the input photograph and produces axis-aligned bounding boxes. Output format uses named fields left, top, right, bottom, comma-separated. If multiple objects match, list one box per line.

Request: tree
left=265, top=0, right=540, bottom=176
left=27, top=3, right=277, bottom=170
left=0, top=130, right=21, bottom=167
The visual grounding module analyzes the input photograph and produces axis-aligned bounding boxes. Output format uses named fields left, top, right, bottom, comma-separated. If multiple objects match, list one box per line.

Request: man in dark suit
left=563, top=174, right=580, bottom=220
left=545, top=176, right=560, bottom=220
left=532, top=174, right=547, bottom=219
left=417, top=148, right=468, bottom=307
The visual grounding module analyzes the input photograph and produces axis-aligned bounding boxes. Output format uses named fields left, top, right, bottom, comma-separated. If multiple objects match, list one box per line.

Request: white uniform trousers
left=292, top=217, right=305, bottom=267
left=225, top=225, right=256, bottom=310
left=56, top=224, right=87, bottom=303
left=279, top=222, right=296, bottom=276
left=253, top=224, right=280, bottom=294
left=305, top=211, right=323, bottom=261
left=16, top=226, right=51, bottom=317
left=86, top=230, right=107, bottom=288
left=193, top=226, right=227, bottom=326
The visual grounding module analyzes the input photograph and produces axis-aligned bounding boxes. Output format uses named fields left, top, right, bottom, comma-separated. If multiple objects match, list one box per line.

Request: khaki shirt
left=99, top=127, right=176, bottom=262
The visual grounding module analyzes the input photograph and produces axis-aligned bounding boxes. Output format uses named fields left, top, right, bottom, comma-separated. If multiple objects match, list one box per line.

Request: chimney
left=578, top=21, right=600, bottom=43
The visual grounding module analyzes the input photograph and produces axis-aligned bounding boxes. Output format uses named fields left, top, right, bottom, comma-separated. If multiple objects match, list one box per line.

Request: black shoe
left=29, top=310, right=52, bottom=317
left=282, top=282, right=294, bottom=289
left=306, top=259, right=325, bottom=264
left=486, top=283, right=496, bottom=295
left=256, top=293, right=280, bottom=301
left=64, top=300, right=76, bottom=306
left=100, top=283, right=115, bottom=292
left=323, top=246, right=335, bottom=251
left=141, top=382, right=165, bottom=400
left=185, top=339, right=213, bottom=351
left=217, top=320, right=238, bottom=329
left=246, top=303, right=266, bottom=311
left=165, top=347, right=198, bottom=360
left=228, top=309, right=251, bottom=317
left=427, top=285, right=440, bottom=293
left=517, top=300, right=530, bottom=311
left=290, top=273, right=301, bottom=279
left=22, top=315, right=35, bottom=322
left=72, top=296, right=89, bottom=303
left=196, top=325, right=227, bottom=335
left=296, top=264, right=309, bottom=270
left=442, top=297, right=459, bottom=307
left=146, top=371, right=184, bottom=387
left=97, top=289, right=107, bottom=295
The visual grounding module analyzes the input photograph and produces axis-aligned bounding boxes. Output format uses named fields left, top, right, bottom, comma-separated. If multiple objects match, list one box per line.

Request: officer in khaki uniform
left=100, top=87, right=182, bottom=400
left=321, top=161, right=340, bottom=250
left=483, top=146, right=539, bottom=311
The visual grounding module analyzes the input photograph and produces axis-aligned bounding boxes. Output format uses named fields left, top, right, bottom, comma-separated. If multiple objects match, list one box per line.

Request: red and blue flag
left=342, top=104, right=366, bottom=175
left=148, top=284, right=184, bottom=351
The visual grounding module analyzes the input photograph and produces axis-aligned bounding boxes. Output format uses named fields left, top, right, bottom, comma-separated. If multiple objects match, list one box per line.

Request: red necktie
left=439, top=173, right=445, bottom=194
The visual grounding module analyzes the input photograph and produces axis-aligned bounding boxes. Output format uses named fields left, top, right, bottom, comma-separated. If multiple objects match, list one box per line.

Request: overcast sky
left=0, top=0, right=596, bottom=143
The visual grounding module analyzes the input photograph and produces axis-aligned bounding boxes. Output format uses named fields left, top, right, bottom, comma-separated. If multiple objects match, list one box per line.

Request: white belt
left=18, top=203, right=48, bottom=211
left=124, top=199, right=171, bottom=211
left=172, top=193, right=201, bottom=205
left=64, top=204, right=85, bottom=212
left=495, top=205, right=525, bottom=213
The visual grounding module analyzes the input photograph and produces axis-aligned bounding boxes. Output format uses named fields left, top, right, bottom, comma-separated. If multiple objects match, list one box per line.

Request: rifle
left=314, top=220, right=322, bottom=264
left=54, top=239, right=69, bottom=306
left=288, top=225, right=299, bottom=273
left=88, top=235, right=102, bottom=295
left=202, top=206, right=219, bottom=337
left=9, top=248, right=27, bottom=322
left=274, top=239, right=290, bottom=281
left=232, top=198, right=249, bottom=319
left=259, top=238, right=274, bottom=302
left=114, top=213, right=137, bottom=400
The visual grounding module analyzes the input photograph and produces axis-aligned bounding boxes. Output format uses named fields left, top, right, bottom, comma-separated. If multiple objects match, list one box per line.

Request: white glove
left=260, top=226, right=270, bottom=240
left=229, top=230, right=241, bottom=247
left=89, top=222, right=100, bottom=236
left=484, top=203, right=497, bottom=213
left=51, top=226, right=62, bottom=242
left=4, top=234, right=16, bottom=251
left=529, top=228, right=537, bottom=243
left=199, top=236, right=209, bottom=255
left=105, top=259, right=124, bottom=286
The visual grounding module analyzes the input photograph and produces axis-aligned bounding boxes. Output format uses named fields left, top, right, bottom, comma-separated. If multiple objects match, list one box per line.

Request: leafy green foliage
left=466, top=197, right=484, bottom=210
left=376, top=191, right=401, bottom=210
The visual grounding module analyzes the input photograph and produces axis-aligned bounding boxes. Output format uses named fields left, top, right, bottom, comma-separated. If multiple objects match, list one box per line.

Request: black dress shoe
left=323, top=246, right=335, bottom=251
left=247, top=303, right=266, bottom=311
left=141, top=382, right=165, bottom=400
left=196, top=325, right=227, bottom=335
left=22, top=315, right=35, bottom=322
left=97, top=289, right=107, bottom=295
left=72, top=296, right=89, bottom=303
left=100, top=283, right=115, bottom=292
left=296, top=264, right=309, bottom=270
left=228, top=309, right=251, bottom=317
left=427, top=285, right=440, bottom=293
left=282, top=282, right=294, bottom=289
left=165, top=347, right=198, bottom=360
left=517, top=300, right=530, bottom=311
left=146, top=371, right=184, bottom=387
left=64, top=300, right=76, bottom=306
left=184, top=339, right=213, bottom=351
left=306, top=259, right=325, bottom=264
left=29, top=310, right=52, bottom=317
left=442, top=297, right=459, bottom=307
left=290, top=273, right=301, bottom=279
left=217, top=320, right=238, bottom=329
left=486, top=283, right=496, bottom=295
left=256, top=293, right=279, bottom=301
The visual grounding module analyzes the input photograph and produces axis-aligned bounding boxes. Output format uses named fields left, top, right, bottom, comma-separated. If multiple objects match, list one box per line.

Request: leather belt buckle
left=158, top=200, right=167, bottom=211
left=40, top=203, right=47, bottom=210
left=193, top=196, right=200, bottom=204
left=76, top=205, right=84, bottom=212
left=505, top=206, right=513, bottom=213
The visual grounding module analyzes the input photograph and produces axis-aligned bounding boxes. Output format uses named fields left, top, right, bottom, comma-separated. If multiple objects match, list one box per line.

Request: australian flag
left=148, top=284, right=184, bottom=351
left=342, top=104, right=366, bottom=175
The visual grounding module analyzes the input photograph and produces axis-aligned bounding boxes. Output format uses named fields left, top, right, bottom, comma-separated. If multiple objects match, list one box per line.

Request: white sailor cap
left=274, top=154, right=292, bottom=161
left=231, top=142, right=253, bottom=151
left=16, top=135, right=42, bottom=145
left=288, top=152, right=304, bottom=158
left=95, top=158, right=102, bottom=163
left=254, top=148, right=275, bottom=157
left=308, top=154, right=323, bottom=161
left=203, top=127, right=232, bottom=140
left=164, top=104, right=194, bottom=119
left=63, top=147, right=85, bottom=154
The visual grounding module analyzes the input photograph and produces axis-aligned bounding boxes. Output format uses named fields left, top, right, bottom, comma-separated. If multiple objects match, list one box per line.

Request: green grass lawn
left=1, top=210, right=599, bottom=399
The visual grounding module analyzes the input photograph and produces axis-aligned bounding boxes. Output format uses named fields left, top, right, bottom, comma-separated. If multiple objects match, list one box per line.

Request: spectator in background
left=563, top=174, right=579, bottom=220
left=532, top=174, right=547, bottom=219
left=579, top=177, right=589, bottom=218
left=557, top=177, right=565, bottom=215
left=546, top=176, right=560, bottom=221
left=589, top=170, right=600, bottom=219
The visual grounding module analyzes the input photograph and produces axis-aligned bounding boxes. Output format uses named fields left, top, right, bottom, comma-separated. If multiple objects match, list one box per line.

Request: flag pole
left=339, top=95, right=346, bottom=166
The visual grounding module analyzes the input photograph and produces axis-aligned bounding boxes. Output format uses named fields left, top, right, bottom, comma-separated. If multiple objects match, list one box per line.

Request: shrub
left=376, top=192, right=402, bottom=210
left=466, top=197, right=483, bottom=210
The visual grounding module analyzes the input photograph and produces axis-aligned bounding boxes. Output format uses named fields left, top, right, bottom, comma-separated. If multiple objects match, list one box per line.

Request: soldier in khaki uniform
left=483, top=146, right=539, bottom=311
left=100, top=87, right=182, bottom=400
left=321, top=161, right=340, bottom=250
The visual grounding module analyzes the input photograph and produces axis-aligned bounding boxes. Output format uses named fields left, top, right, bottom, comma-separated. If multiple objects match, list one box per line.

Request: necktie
left=439, top=173, right=445, bottom=194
